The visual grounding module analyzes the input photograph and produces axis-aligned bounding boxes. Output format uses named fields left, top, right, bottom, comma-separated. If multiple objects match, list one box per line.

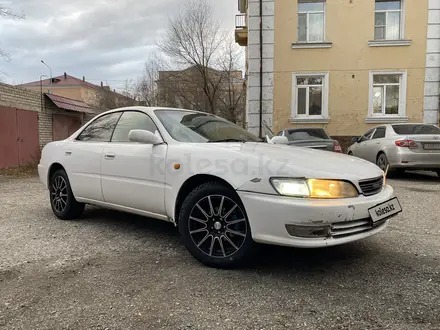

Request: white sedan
left=38, top=107, right=402, bottom=268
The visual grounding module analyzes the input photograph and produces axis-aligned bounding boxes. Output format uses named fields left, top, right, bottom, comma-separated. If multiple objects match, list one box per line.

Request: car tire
left=348, top=151, right=353, bottom=156
left=178, top=181, right=256, bottom=269
left=49, top=169, right=85, bottom=220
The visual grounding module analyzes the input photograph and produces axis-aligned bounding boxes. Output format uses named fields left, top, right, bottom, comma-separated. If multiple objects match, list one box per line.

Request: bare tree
left=0, top=5, right=25, bottom=62
left=157, top=0, right=230, bottom=114
left=134, top=53, right=163, bottom=106
left=97, top=81, right=137, bottom=110
left=156, top=0, right=246, bottom=123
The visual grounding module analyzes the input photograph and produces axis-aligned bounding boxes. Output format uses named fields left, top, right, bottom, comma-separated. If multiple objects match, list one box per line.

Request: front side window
left=360, top=129, right=375, bottom=142
left=298, top=0, right=325, bottom=42
left=111, top=111, right=158, bottom=142
left=76, top=112, right=121, bottom=142
left=155, top=110, right=262, bottom=143
left=293, top=75, right=327, bottom=117
left=372, top=74, right=401, bottom=115
left=374, top=0, right=402, bottom=40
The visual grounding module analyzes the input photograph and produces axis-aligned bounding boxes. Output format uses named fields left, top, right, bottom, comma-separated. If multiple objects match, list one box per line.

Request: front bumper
left=37, top=164, right=48, bottom=189
left=238, top=185, right=396, bottom=248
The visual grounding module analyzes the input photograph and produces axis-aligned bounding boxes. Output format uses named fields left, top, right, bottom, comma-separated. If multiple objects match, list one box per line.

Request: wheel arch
left=376, top=150, right=386, bottom=162
left=47, top=162, right=65, bottom=187
left=174, top=174, right=237, bottom=224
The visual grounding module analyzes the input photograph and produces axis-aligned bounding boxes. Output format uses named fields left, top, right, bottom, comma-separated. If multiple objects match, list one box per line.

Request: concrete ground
left=0, top=173, right=439, bottom=330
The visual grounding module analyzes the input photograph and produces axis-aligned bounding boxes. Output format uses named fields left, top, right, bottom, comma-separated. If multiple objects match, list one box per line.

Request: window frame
left=75, top=111, right=123, bottom=143
left=291, top=72, right=329, bottom=122
left=297, top=0, right=326, bottom=43
left=110, top=110, right=162, bottom=143
left=374, top=0, right=404, bottom=41
left=368, top=70, right=407, bottom=120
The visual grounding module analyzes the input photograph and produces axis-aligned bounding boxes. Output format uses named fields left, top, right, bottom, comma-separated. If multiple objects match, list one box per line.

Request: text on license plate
left=423, top=143, right=440, bottom=150
left=368, top=197, right=402, bottom=223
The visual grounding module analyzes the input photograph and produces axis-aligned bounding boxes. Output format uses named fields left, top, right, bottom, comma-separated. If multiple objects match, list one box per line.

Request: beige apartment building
left=235, top=0, right=440, bottom=144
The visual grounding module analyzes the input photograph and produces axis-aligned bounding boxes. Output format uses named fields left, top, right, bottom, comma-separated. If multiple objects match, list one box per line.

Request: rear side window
left=286, top=129, right=329, bottom=141
left=111, top=111, right=158, bottom=142
left=392, top=125, right=440, bottom=135
left=372, top=127, right=386, bottom=139
left=76, top=112, right=121, bottom=142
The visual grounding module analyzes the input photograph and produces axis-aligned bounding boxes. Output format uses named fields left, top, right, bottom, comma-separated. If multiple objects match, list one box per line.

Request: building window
left=374, top=0, right=402, bottom=40
left=368, top=71, right=407, bottom=119
left=298, top=0, right=325, bottom=42
left=292, top=73, right=329, bottom=121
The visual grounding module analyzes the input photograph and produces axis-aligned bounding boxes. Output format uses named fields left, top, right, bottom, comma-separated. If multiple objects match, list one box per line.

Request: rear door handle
left=65, top=151, right=72, bottom=156
left=104, top=154, right=115, bottom=160
left=376, top=142, right=380, bottom=145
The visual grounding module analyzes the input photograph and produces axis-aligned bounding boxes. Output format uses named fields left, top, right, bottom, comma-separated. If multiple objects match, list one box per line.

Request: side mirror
left=271, top=136, right=289, bottom=145
left=352, top=137, right=360, bottom=143
left=128, top=129, right=162, bottom=144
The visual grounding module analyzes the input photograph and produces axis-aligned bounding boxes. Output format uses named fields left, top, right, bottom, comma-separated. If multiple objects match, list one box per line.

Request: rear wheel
left=49, top=169, right=85, bottom=220
left=178, top=182, right=256, bottom=268
left=377, top=153, right=397, bottom=178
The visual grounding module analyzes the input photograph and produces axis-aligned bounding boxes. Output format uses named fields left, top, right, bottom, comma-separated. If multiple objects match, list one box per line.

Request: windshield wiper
left=208, top=138, right=247, bottom=143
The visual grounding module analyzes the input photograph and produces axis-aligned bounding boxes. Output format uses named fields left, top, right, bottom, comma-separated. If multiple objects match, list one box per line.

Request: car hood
left=209, top=142, right=383, bottom=181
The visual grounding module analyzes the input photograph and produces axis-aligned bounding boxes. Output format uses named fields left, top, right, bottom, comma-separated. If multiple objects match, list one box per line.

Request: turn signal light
left=395, top=140, right=418, bottom=149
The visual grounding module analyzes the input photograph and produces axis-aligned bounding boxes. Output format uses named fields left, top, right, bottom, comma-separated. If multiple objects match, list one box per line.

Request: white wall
left=424, top=0, right=440, bottom=124
left=246, top=0, right=275, bottom=136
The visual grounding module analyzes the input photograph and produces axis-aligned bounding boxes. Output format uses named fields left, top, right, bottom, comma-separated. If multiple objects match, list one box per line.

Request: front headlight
left=270, top=178, right=359, bottom=199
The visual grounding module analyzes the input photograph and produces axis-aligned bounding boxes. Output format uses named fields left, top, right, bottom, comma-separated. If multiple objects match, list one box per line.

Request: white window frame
left=367, top=70, right=407, bottom=122
left=374, top=0, right=405, bottom=41
left=291, top=72, right=329, bottom=123
left=297, top=1, right=326, bottom=43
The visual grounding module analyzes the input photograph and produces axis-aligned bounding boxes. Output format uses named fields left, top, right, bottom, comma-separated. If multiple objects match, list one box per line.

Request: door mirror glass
left=128, top=129, right=162, bottom=144
left=352, top=137, right=360, bottom=143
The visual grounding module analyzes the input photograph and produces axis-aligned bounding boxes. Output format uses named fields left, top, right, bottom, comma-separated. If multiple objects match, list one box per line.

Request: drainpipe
left=258, top=0, right=263, bottom=138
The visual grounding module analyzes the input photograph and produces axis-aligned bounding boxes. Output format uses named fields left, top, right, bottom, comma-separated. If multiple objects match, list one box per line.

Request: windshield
left=286, top=129, right=330, bottom=141
left=392, top=124, right=440, bottom=135
left=155, top=110, right=262, bottom=143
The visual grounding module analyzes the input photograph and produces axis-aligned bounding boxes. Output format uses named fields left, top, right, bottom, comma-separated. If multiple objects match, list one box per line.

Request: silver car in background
left=348, top=123, right=440, bottom=177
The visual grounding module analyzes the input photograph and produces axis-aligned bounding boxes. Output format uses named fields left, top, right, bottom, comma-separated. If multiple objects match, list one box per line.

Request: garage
left=0, top=106, right=39, bottom=168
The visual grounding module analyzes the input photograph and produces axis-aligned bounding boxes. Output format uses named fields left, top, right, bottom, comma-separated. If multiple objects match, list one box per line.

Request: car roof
left=97, top=106, right=207, bottom=117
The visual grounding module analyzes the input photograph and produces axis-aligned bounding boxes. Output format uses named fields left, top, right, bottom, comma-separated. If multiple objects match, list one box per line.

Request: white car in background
left=38, top=107, right=402, bottom=268
left=348, top=123, right=440, bottom=177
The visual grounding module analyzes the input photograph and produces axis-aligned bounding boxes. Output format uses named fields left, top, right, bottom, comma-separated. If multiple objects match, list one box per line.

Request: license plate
left=368, top=197, right=402, bottom=223
left=423, top=143, right=440, bottom=150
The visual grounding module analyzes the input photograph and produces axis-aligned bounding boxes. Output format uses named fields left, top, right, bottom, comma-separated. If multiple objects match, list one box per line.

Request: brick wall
left=0, top=83, right=83, bottom=149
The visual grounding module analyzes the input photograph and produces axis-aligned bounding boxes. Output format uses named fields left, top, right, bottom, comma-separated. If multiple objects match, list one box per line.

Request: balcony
left=235, top=14, right=248, bottom=46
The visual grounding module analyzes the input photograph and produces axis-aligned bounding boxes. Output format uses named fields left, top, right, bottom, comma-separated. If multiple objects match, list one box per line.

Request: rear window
left=286, top=129, right=330, bottom=141
left=392, top=125, right=440, bottom=135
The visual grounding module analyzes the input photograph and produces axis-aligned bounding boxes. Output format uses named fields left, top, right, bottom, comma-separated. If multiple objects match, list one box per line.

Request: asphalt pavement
left=0, top=172, right=439, bottom=330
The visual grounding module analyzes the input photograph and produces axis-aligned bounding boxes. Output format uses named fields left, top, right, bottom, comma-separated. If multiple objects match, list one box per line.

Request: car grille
left=331, top=218, right=386, bottom=239
left=359, top=176, right=384, bottom=196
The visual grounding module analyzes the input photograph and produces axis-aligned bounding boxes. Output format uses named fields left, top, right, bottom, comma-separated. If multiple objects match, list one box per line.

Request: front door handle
left=376, top=142, right=380, bottom=145
left=104, top=154, right=115, bottom=160
left=65, top=151, right=72, bottom=156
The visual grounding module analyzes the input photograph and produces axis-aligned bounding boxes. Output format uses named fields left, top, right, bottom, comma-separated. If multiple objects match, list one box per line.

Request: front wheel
left=178, top=182, right=256, bottom=268
left=49, top=169, right=85, bottom=220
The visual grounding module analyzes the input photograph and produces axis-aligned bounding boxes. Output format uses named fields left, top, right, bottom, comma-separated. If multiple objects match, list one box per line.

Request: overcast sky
left=0, top=0, right=238, bottom=91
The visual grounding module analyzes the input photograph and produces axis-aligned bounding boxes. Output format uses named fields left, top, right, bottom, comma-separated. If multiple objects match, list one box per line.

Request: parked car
left=347, top=123, right=440, bottom=177
left=276, top=128, right=342, bottom=153
left=38, top=107, right=401, bottom=268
